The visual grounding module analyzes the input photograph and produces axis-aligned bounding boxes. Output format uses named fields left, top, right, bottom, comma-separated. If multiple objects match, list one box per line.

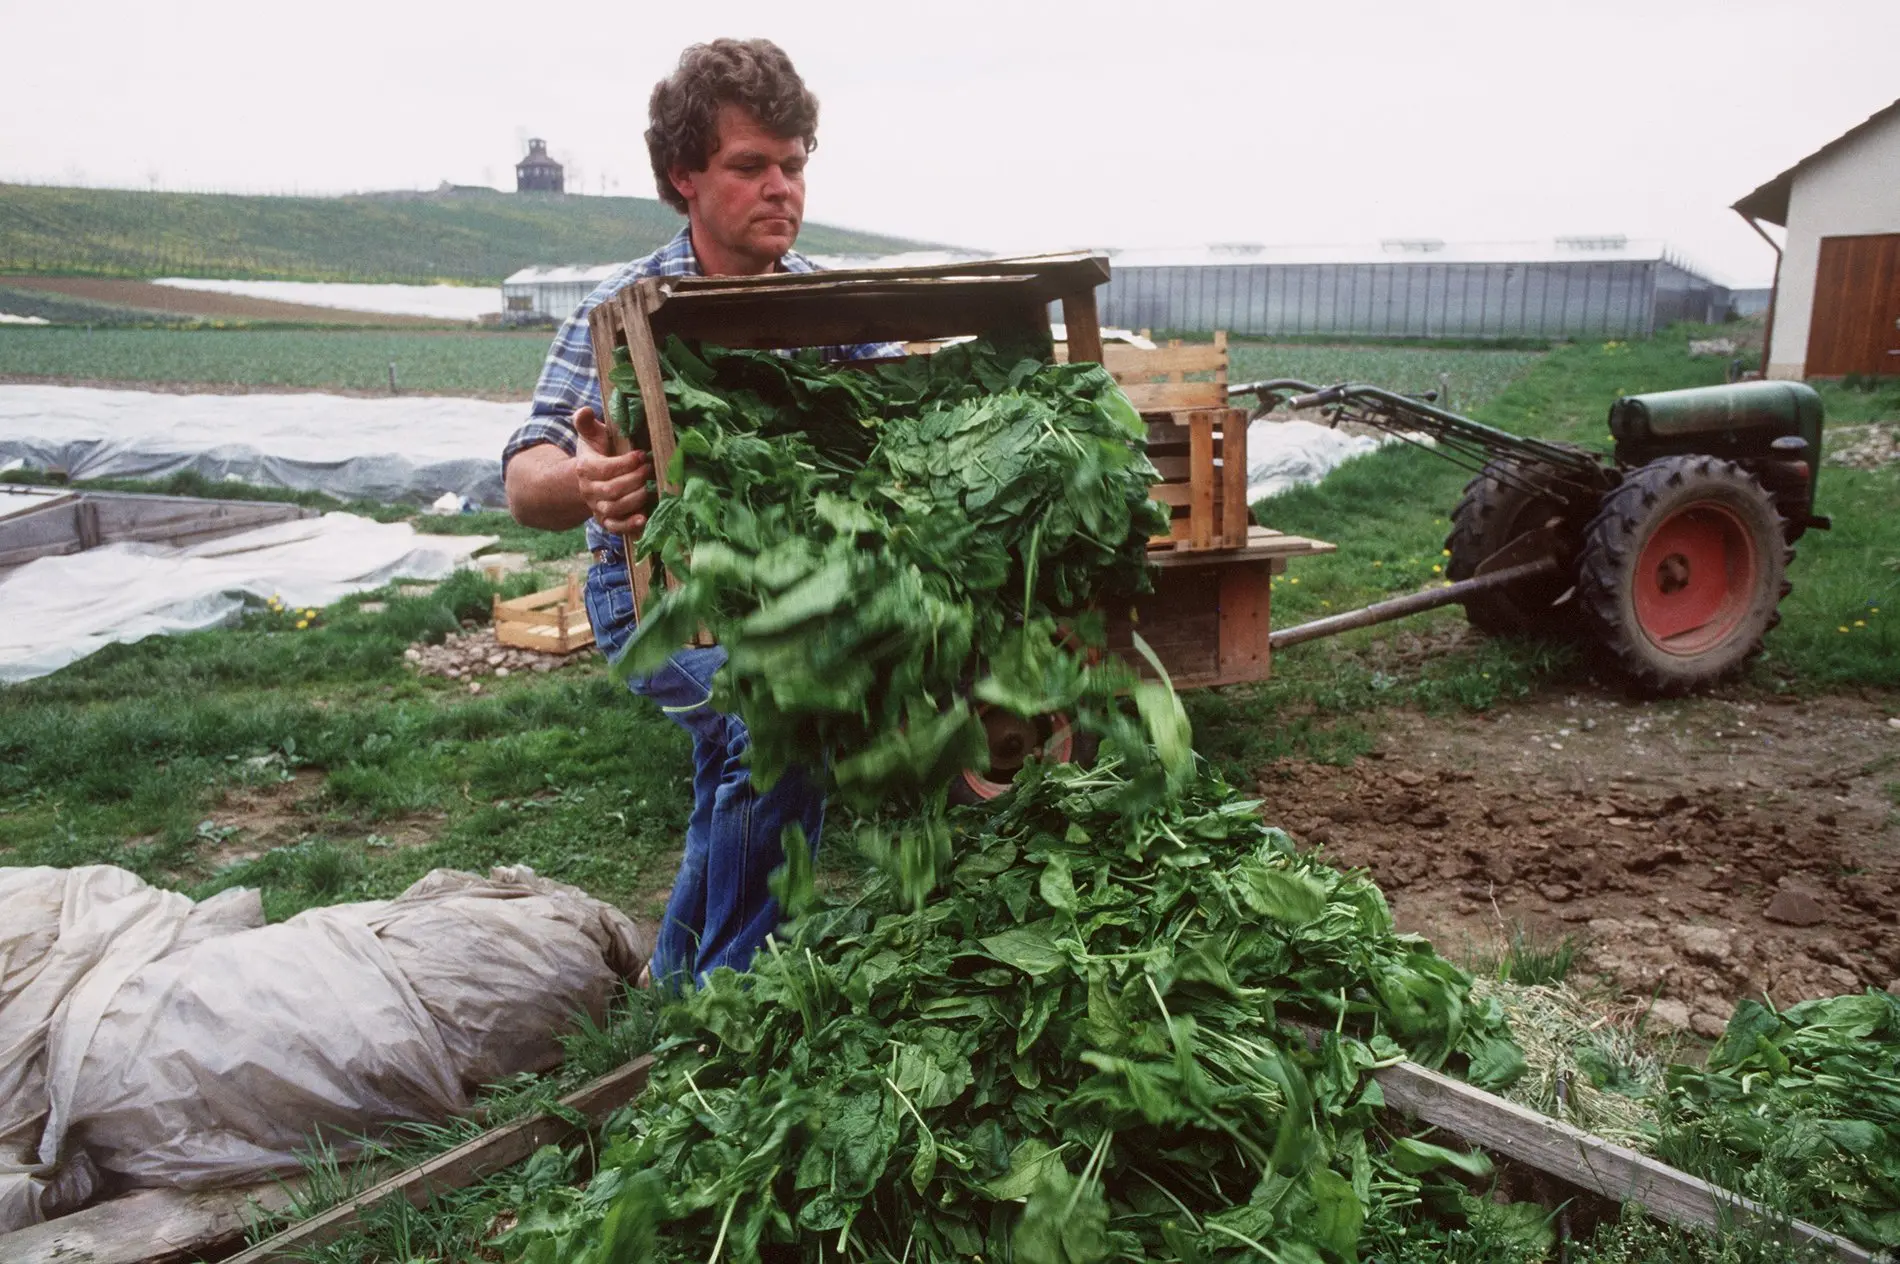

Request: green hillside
left=0, top=184, right=935, bottom=285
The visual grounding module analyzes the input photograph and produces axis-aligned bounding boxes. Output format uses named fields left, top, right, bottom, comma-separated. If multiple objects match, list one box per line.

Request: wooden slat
left=226, top=1056, right=655, bottom=1263
left=1215, top=563, right=1274, bottom=682
left=1122, top=381, right=1227, bottom=412
left=1188, top=412, right=1215, bottom=550
left=1101, top=343, right=1227, bottom=379
left=1149, top=455, right=1191, bottom=481
left=1374, top=1060, right=1873, bottom=1263
left=0, top=1183, right=299, bottom=1264
left=1062, top=286, right=1105, bottom=367
left=1149, top=524, right=1335, bottom=567
left=642, top=274, right=1063, bottom=351
left=1221, top=416, right=1250, bottom=546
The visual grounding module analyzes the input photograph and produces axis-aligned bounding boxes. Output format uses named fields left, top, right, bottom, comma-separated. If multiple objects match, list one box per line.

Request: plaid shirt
left=502, top=225, right=902, bottom=557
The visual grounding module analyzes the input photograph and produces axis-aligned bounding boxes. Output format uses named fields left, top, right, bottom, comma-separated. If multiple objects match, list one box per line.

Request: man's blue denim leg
left=582, top=560, right=823, bottom=985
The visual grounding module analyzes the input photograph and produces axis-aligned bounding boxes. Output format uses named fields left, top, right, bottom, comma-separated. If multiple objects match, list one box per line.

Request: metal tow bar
left=1267, top=558, right=1563, bottom=650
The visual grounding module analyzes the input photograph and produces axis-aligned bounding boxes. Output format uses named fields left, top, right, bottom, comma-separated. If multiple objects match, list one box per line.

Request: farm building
left=516, top=139, right=564, bottom=194
left=1088, top=238, right=1739, bottom=341
left=1733, top=98, right=1900, bottom=379
left=501, top=263, right=618, bottom=322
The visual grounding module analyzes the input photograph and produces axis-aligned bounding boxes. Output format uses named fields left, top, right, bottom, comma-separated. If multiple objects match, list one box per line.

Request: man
left=502, top=38, right=898, bottom=986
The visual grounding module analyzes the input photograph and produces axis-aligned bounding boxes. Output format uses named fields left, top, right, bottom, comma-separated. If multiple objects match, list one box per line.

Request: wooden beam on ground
left=219, top=1055, right=653, bottom=1264
left=0, top=1183, right=297, bottom=1264
left=1374, top=1060, right=1876, bottom=1263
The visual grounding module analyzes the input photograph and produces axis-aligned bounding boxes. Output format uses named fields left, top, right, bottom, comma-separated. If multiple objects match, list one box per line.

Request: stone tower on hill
left=516, top=139, right=563, bottom=194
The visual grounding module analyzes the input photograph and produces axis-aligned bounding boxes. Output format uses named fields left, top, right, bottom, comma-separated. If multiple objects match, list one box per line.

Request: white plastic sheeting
left=152, top=278, right=502, bottom=322
left=0, top=513, right=496, bottom=682
left=1245, top=418, right=1401, bottom=504
left=0, top=313, right=50, bottom=326
left=0, top=385, right=525, bottom=505
left=0, top=864, right=648, bottom=1232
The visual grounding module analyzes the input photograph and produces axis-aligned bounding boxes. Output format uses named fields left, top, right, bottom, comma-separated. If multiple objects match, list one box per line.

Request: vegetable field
left=0, top=326, right=549, bottom=394
left=1229, top=342, right=1546, bottom=412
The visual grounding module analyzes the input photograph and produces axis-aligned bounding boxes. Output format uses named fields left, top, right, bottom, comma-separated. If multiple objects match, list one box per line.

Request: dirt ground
left=1261, top=690, right=1900, bottom=1038
left=0, top=275, right=455, bottom=326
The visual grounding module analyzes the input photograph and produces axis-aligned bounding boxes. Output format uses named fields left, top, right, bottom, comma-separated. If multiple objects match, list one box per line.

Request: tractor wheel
left=1576, top=455, right=1790, bottom=696
left=947, top=709, right=1099, bottom=806
left=1445, top=458, right=1576, bottom=637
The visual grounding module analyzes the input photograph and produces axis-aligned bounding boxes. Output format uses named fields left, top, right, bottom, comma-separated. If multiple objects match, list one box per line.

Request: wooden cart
left=583, top=254, right=1331, bottom=689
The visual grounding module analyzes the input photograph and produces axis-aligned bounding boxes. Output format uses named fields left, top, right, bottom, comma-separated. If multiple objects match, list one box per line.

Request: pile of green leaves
left=608, top=335, right=1174, bottom=828
left=1659, top=990, right=1900, bottom=1249
left=502, top=759, right=1528, bottom=1264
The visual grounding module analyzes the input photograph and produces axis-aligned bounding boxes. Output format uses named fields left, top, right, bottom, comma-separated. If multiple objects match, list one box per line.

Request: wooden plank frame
left=584, top=254, right=1110, bottom=629
left=493, top=575, right=594, bottom=654
left=1144, top=407, right=1250, bottom=552
left=223, top=1057, right=655, bottom=1263
left=1374, top=1060, right=1873, bottom=1263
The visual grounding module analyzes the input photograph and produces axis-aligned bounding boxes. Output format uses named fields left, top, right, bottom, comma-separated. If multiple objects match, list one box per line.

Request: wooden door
left=1807, top=234, right=1900, bottom=377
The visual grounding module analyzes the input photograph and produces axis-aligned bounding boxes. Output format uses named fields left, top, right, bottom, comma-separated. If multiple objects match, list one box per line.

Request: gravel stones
left=405, top=626, right=589, bottom=681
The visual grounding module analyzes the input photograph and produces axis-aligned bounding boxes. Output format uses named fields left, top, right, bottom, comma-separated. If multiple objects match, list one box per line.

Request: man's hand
left=573, top=407, right=656, bottom=537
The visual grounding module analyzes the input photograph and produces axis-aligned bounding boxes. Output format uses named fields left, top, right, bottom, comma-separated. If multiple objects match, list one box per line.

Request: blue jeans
left=582, top=558, right=825, bottom=986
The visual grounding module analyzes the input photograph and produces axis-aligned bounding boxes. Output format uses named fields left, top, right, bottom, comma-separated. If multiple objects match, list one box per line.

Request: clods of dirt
left=1261, top=692, right=1900, bottom=1030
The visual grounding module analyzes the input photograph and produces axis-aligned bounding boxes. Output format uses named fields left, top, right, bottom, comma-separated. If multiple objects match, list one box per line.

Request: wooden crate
left=1102, top=525, right=1334, bottom=688
left=584, top=253, right=1113, bottom=627
left=493, top=576, right=594, bottom=654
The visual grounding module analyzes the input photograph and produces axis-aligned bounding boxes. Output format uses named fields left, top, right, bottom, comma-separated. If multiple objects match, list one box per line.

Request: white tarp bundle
left=0, top=864, right=649, bottom=1233
left=0, top=385, right=526, bottom=506
left=1245, top=418, right=1402, bottom=504
left=152, top=278, right=503, bottom=323
left=0, top=512, right=497, bottom=683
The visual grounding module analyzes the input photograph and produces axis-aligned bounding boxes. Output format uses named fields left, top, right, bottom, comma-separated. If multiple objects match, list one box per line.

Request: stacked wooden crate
left=1095, top=332, right=1250, bottom=552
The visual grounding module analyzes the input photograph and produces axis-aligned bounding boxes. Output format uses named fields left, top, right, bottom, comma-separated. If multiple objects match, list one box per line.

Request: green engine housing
left=1607, top=380, right=1826, bottom=526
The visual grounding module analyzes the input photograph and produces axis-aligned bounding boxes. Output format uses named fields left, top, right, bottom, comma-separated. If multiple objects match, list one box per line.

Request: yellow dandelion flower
left=1372, top=560, right=1383, bottom=567
left=1838, top=626, right=1851, bottom=633
left=1855, top=619, right=1867, bottom=627
left=1441, top=548, right=1451, bottom=556
left=296, top=619, right=309, bottom=630
left=1288, top=577, right=1300, bottom=584
left=1432, top=564, right=1443, bottom=574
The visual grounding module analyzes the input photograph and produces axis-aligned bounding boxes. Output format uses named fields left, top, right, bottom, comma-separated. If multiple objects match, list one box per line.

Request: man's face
left=669, top=103, right=807, bottom=273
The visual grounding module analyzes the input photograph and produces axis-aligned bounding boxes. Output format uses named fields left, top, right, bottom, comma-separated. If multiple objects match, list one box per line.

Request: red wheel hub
left=956, top=709, right=1075, bottom=802
left=1631, top=503, right=1758, bottom=654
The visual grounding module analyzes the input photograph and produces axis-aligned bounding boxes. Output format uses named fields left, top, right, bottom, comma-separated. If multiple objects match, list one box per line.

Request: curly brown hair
left=646, top=39, right=819, bottom=214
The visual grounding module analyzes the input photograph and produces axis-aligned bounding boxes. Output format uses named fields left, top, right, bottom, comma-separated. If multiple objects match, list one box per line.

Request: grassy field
left=0, top=183, right=931, bottom=284
left=0, top=326, right=550, bottom=393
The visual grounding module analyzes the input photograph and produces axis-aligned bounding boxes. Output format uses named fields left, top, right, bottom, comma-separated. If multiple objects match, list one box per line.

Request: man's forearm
left=505, top=445, right=590, bottom=530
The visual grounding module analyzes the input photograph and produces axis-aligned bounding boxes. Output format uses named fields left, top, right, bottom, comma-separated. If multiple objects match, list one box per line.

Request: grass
left=0, top=183, right=932, bottom=284
left=0, top=569, right=688, bottom=923
left=0, top=325, right=550, bottom=393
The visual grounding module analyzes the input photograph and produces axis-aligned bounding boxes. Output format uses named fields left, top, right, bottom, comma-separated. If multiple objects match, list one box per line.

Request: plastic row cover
left=0, top=865, right=649, bottom=1233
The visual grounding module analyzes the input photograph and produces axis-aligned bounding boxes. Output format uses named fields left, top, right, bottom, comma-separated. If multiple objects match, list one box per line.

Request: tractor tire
left=1445, top=458, right=1577, bottom=637
left=1575, top=455, right=1790, bottom=696
left=947, top=710, right=1099, bottom=806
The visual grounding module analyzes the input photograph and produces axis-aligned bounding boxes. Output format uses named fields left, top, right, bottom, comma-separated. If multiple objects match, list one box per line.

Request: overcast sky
left=3, top=0, right=1895, bottom=286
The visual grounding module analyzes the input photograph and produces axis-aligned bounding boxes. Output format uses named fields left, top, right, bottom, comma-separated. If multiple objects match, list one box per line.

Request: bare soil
left=1260, top=691, right=1900, bottom=1037
left=202, top=767, right=441, bottom=866
left=0, top=276, right=457, bottom=326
